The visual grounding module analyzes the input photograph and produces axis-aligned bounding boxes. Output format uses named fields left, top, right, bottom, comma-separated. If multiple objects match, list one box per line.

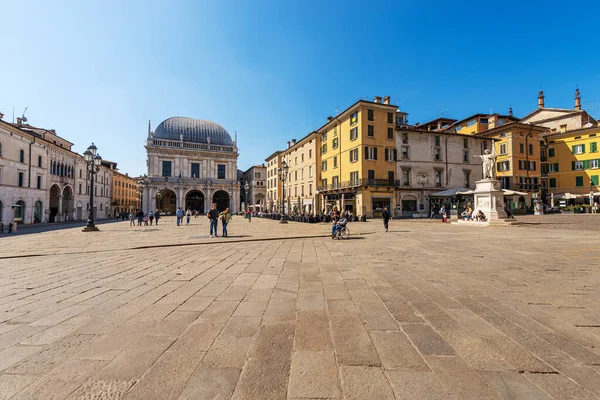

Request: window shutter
left=554, top=163, right=559, bottom=172
left=582, top=144, right=586, bottom=153
left=572, top=161, right=576, bottom=170
left=364, top=146, right=368, bottom=160
left=374, top=147, right=378, bottom=160
left=393, top=149, right=398, bottom=161
left=584, top=160, right=590, bottom=169
left=384, top=148, right=389, bottom=161
left=532, top=161, right=536, bottom=171
left=572, top=145, right=576, bottom=154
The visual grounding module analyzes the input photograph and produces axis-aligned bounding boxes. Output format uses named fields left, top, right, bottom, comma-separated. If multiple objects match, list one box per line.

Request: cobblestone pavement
left=0, top=216, right=599, bottom=399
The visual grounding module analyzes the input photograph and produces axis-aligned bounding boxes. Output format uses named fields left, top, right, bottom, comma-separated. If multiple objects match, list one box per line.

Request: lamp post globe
left=82, top=144, right=101, bottom=232
left=279, top=160, right=289, bottom=224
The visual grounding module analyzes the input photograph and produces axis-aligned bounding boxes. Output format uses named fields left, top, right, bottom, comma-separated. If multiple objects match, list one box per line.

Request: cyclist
left=331, top=215, right=348, bottom=239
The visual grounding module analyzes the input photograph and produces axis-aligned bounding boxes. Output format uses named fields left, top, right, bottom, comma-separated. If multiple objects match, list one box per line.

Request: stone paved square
left=1, top=215, right=600, bottom=399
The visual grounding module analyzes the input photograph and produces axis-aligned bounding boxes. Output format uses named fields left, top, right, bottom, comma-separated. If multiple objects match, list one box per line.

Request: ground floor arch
left=157, top=189, right=177, bottom=213
left=49, top=184, right=61, bottom=222
left=63, top=186, right=74, bottom=220
left=33, top=200, right=43, bottom=223
left=0, top=199, right=3, bottom=223
left=185, top=190, right=205, bottom=213
left=15, top=200, right=25, bottom=223
left=212, top=190, right=230, bottom=212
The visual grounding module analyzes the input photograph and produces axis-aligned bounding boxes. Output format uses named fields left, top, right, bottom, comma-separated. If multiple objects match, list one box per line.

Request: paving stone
left=355, top=302, right=399, bottom=330
left=340, top=366, right=395, bottom=400
left=425, top=356, right=500, bottom=399
left=232, top=300, right=268, bottom=317
left=0, top=373, right=38, bottom=400
left=178, top=367, right=240, bottom=400
left=523, top=372, right=597, bottom=400
left=323, top=284, right=351, bottom=300
left=177, top=296, right=214, bottom=312
left=288, top=351, right=341, bottom=399
left=370, top=330, right=429, bottom=371
left=217, top=285, right=250, bottom=301
left=67, top=378, right=136, bottom=399
left=263, top=298, right=296, bottom=324
left=170, top=320, right=225, bottom=352
left=479, top=371, right=551, bottom=400
left=297, top=292, right=326, bottom=311
left=402, top=323, right=454, bottom=356
left=295, top=311, right=334, bottom=351
left=232, top=322, right=294, bottom=400
left=327, top=299, right=359, bottom=316
left=386, top=371, right=449, bottom=400
left=202, top=317, right=261, bottom=368
left=330, top=315, right=380, bottom=366
left=272, top=283, right=298, bottom=299
left=198, top=300, right=239, bottom=322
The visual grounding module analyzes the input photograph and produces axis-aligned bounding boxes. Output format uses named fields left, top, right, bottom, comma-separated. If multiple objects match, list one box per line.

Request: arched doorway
left=49, top=184, right=61, bottom=222
left=185, top=190, right=205, bottom=214
left=157, top=189, right=177, bottom=214
left=254, top=194, right=265, bottom=212
left=212, top=190, right=230, bottom=212
left=15, top=200, right=25, bottom=223
left=63, top=186, right=73, bottom=220
left=76, top=201, right=83, bottom=220
left=401, top=195, right=418, bottom=218
left=33, top=201, right=43, bottom=223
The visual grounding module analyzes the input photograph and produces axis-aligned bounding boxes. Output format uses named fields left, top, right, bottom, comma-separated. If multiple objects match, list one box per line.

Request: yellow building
left=546, top=125, right=600, bottom=202
left=475, top=122, right=547, bottom=195
left=112, top=170, right=140, bottom=216
left=448, top=112, right=518, bottom=135
left=317, top=96, right=403, bottom=217
left=265, top=151, right=283, bottom=212
left=281, top=132, right=319, bottom=213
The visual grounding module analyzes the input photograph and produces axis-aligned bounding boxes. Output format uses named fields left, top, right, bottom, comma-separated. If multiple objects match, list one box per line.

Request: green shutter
left=554, top=163, right=559, bottom=172
left=550, top=178, right=556, bottom=188
left=582, top=144, right=586, bottom=153
left=549, top=148, right=555, bottom=157
left=572, top=161, right=576, bottom=170
left=592, top=175, right=599, bottom=186
left=591, top=142, right=597, bottom=152
left=584, top=160, right=590, bottom=169
left=572, top=145, right=576, bottom=154
left=576, top=176, right=584, bottom=187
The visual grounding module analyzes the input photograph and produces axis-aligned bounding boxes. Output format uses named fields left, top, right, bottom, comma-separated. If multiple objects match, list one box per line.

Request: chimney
left=538, top=90, right=545, bottom=109
left=508, top=107, right=513, bottom=117
left=327, top=116, right=333, bottom=122
left=383, top=96, right=390, bottom=105
left=575, top=88, right=581, bottom=110
left=0, top=112, right=3, bottom=120
left=437, top=120, right=443, bottom=130
left=17, top=117, right=22, bottom=126
left=287, top=141, right=291, bottom=149
left=374, top=96, right=382, bottom=103
left=292, top=139, right=296, bottom=146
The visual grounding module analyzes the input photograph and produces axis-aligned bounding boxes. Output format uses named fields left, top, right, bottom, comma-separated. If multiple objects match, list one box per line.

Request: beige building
left=281, top=132, right=319, bottom=214
left=265, top=151, right=283, bottom=212
left=395, top=127, right=490, bottom=217
left=242, top=165, right=266, bottom=212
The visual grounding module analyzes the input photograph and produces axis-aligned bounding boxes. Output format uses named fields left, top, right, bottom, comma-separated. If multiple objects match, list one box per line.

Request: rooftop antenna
left=21, top=106, right=28, bottom=123
left=396, top=97, right=404, bottom=111
left=439, top=106, right=448, bottom=117
left=335, top=106, right=340, bottom=115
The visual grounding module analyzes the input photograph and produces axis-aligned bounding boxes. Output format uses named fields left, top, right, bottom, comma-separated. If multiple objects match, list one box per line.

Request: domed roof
left=153, top=117, right=233, bottom=146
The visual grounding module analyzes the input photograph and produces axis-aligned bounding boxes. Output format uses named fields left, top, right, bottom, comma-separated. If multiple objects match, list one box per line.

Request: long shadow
left=0, top=219, right=121, bottom=237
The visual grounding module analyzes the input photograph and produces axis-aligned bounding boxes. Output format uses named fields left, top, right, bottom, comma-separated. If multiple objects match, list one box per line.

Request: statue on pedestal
left=473, top=146, right=497, bottom=180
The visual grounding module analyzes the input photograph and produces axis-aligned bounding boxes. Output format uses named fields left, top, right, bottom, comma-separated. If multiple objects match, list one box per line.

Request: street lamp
left=590, top=179, right=595, bottom=206
left=138, top=175, right=148, bottom=212
left=278, top=160, right=289, bottom=223
left=82, top=143, right=102, bottom=232
left=244, top=181, right=250, bottom=213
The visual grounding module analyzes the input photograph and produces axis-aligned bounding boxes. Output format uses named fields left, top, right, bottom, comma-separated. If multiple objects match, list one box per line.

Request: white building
left=142, top=117, right=240, bottom=214
left=0, top=116, right=113, bottom=225
left=394, top=127, right=491, bottom=217
left=242, top=165, right=267, bottom=212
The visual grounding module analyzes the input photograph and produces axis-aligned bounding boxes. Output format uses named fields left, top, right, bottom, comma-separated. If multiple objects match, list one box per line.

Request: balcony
left=318, top=179, right=400, bottom=192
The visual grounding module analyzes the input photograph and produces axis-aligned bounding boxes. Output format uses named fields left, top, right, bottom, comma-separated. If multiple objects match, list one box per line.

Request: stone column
left=341, top=193, right=345, bottom=211
left=57, top=195, right=63, bottom=222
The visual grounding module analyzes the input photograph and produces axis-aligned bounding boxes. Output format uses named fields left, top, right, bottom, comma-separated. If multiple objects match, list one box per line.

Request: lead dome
left=153, top=117, right=233, bottom=146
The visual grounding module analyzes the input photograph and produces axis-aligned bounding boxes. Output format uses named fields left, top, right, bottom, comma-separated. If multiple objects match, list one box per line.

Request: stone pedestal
left=473, top=179, right=508, bottom=223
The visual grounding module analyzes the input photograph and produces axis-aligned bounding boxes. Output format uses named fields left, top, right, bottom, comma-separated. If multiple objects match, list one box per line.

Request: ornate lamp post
left=244, top=181, right=250, bottom=213
left=278, top=160, right=289, bottom=223
left=138, top=175, right=148, bottom=212
left=82, top=143, right=102, bottom=232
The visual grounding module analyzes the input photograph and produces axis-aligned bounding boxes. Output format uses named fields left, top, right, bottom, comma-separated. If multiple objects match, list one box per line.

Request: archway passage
left=158, top=189, right=177, bottom=214
left=34, top=201, right=43, bottom=223
left=15, top=200, right=25, bottom=223
left=49, top=184, right=60, bottom=222
left=254, top=194, right=265, bottom=212
left=185, top=190, right=205, bottom=214
left=63, top=186, right=73, bottom=219
left=212, top=190, right=230, bottom=212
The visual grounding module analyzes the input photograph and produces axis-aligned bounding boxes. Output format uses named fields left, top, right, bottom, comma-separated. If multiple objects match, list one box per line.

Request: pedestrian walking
left=382, top=206, right=391, bottom=232
left=186, top=209, right=192, bottom=225
left=155, top=210, right=160, bottom=225
left=246, top=208, right=252, bottom=222
left=136, top=209, right=144, bottom=226
left=176, top=207, right=184, bottom=226
left=129, top=212, right=135, bottom=226
left=440, top=205, right=447, bottom=223
left=220, top=207, right=232, bottom=237
left=149, top=210, right=154, bottom=225
left=207, top=203, right=219, bottom=237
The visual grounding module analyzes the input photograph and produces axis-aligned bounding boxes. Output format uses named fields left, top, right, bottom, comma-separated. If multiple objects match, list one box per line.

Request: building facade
left=142, top=117, right=240, bottom=214
left=242, top=165, right=266, bottom=212
left=318, top=96, right=404, bottom=217
left=281, top=133, right=319, bottom=214
left=394, top=128, right=490, bottom=217
left=265, top=151, right=282, bottom=212
left=111, top=168, right=140, bottom=216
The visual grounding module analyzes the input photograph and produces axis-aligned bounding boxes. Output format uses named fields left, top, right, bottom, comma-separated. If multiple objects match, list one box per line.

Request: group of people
left=207, top=203, right=233, bottom=237
left=460, top=207, right=487, bottom=221
left=129, top=209, right=161, bottom=226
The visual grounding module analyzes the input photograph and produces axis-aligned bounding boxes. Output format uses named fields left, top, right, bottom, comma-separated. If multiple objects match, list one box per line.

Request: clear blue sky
left=1, top=0, right=599, bottom=176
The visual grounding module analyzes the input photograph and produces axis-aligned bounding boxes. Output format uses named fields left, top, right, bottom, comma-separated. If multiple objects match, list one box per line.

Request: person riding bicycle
left=331, top=216, right=348, bottom=238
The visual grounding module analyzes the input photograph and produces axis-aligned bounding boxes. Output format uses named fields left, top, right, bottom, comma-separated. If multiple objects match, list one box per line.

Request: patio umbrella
left=430, top=187, right=471, bottom=197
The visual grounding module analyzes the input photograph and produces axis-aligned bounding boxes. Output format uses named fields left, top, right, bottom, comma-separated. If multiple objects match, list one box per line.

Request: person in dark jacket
left=136, top=209, right=144, bottom=226
left=382, top=206, right=391, bottom=232
left=207, top=203, right=220, bottom=237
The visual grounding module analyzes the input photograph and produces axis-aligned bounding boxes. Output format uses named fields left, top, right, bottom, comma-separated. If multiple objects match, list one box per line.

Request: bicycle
left=334, top=225, right=350, bottom=240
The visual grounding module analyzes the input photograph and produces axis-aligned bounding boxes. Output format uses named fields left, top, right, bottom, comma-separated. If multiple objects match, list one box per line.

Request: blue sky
left=1, top=0, right=599, bottom=176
